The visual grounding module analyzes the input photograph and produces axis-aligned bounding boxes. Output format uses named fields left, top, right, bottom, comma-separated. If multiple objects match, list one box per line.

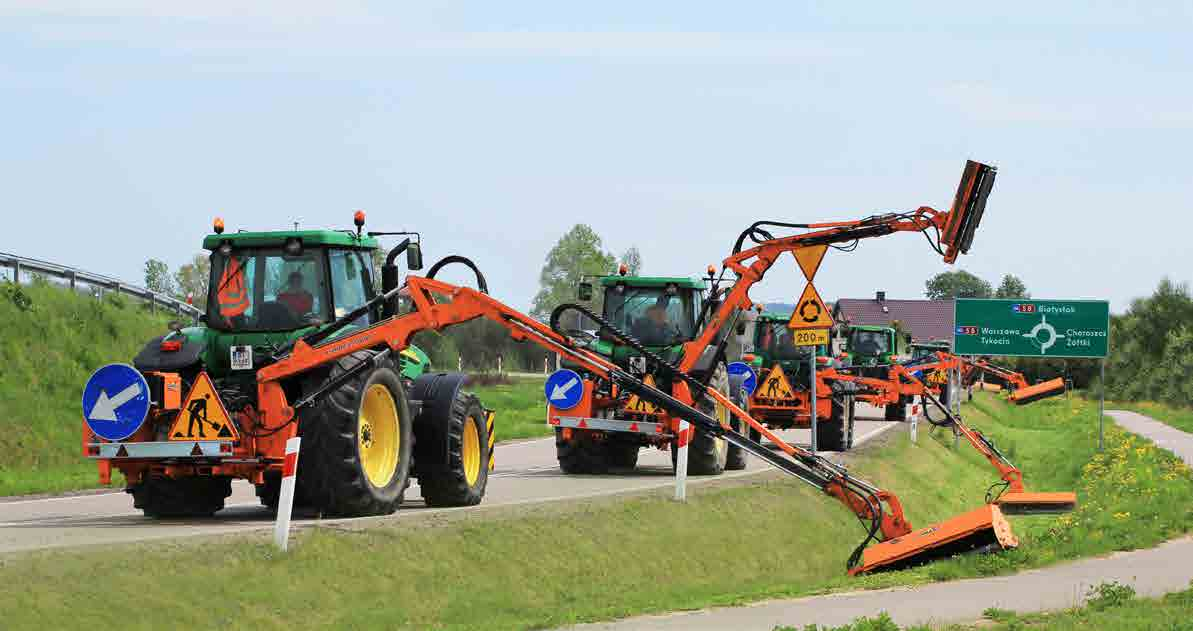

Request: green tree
left=619, top=246, right=643, bottom=276
left=174, top=254, right=211, bottom=309
left=994, top=274, right=1029, bottom=299
left=531, top=225, right=615, bottom=320
left=143, top=259, right=174, bottom=295
left=1104, top=278, right=1193, bottom=404
left=924, top=270, right=992, bottom=300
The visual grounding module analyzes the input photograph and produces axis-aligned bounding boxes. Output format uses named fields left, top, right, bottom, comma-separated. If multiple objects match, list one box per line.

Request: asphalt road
left=0, top=409, right=900, bottom=555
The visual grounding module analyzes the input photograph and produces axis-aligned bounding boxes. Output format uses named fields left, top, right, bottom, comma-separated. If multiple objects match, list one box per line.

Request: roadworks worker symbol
left=756, top=365, right=796, bottom=402
left=788, top=282, right=834, bottom=330
left=624, top=375, right=661, bottom=415
left=169, top=372, right=239, bottom=440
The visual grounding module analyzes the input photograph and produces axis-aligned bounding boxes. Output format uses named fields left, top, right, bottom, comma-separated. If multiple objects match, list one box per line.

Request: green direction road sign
left=954, top=299, right=1109, bottom=358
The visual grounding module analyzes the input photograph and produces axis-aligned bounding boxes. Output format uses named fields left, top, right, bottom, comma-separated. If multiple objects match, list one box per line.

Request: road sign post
left=809, top=353, right=817, bottom=453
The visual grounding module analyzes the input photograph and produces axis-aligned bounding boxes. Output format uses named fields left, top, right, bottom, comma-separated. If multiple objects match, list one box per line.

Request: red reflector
left=160, top=340, right=183, bottom=352
left=219, top=443, right=233, bottom=453
left=549, top=417, right=560, bottom=426
left=577, top=419, right=588, bottom=428
left=628, top=422, right=639, bottom=432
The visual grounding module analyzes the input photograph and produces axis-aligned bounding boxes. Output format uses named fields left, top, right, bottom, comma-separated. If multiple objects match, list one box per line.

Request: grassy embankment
left=786, top=581, right=1193, bottom=630
left=2, top=393, right=1191, bottom=630
left=0, top=279, right=548, bottom=497
left=0, top=281, right=173, bottom=496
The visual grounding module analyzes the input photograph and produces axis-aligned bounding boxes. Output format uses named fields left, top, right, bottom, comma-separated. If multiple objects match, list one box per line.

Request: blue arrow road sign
left=727, top=361, right=758, bottom=395
left=82, top=363, right=150, bottom=441
left=545, top=369, right=584, bottom=410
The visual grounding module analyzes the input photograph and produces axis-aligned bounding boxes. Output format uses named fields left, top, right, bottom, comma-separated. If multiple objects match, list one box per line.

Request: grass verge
left=2, top=393, right=1192, bottom=629
left=785, top=581, right=1193, bottom=630
left=0, top=281, right=173, bottom=496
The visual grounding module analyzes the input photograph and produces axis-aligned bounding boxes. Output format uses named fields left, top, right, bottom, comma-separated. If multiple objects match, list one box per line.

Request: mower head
left=941, top=160, right=997, bottom=263
left=850, top=504, right=1018, bottom=575
left=997, top=490, right=1078, bottom=515
left=1009, top=377, right=1067, bottom=405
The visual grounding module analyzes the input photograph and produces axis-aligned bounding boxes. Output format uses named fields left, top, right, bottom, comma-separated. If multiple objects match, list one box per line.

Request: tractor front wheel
left=130, top=475, right=232, bottom=518
left=298, top=351, right=413, bottom=517
left=725, top=383, right=753, bottom=471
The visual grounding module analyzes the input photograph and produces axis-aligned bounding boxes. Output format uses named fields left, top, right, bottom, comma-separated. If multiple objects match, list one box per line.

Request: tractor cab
left=842, top=325, right=904, bottom=378
left=580, top=273, right=707, bottom=370
left=751, top=313, right=828, bottom=378
left=206, top=232, right=378, bottom=335
left=909, top=340, right=951, bottom=361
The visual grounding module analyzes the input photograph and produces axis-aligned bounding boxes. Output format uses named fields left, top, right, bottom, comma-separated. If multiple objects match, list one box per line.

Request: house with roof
left=831, top=291, right=954, bottom=344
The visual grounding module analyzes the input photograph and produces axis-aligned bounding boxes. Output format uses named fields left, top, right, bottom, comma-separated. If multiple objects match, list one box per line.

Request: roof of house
left=832, top=297, right=955, bottom=343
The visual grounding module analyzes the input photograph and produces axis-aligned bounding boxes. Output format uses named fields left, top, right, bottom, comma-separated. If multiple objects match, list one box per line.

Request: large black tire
left=885, top=395, right=908, bottom=422
left=725, top=383, right=751, bottom=471
left=556, top=430, right=640, bottom=474
left=418, top=390, right=490, bottom=507
left=130, top=475, right=232, bottom=518
left=676, top=363, right=729, bottom=476
left=816, top=395, right=855, bottom=452
left=297, top=351, right=413, bottom=517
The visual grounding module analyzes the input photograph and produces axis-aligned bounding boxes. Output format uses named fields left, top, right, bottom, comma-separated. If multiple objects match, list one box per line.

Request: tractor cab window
left=756, top=320, right=813, bottom=360
left=329, top=249, right=374, bottom=326
left=850, top=330, right=890, bottom=356
left=208, top=249, right=329, bottom=332
left=602, top=286, right=698, bottom=347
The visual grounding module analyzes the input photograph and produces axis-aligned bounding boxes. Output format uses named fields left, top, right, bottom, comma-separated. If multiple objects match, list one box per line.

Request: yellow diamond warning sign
left=624, top=374, right=661, bottom=415
left=788, top=282, right=834, bottom=330
left=793, top=245, right=828, bottom=281
left=169, top=372, right=239, bottom=440
left=756, top=365, right=796, bottom=402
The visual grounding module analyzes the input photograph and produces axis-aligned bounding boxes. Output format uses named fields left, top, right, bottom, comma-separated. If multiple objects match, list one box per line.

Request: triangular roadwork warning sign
left=793, top=245, right=828, bottom=281
left=788, top=282, right=834, bottom=330
left=624, top=374, right=661, bottom=416
left=755, top=365, right=796, bottom=402
left=169, top=372, right=239, bottom=441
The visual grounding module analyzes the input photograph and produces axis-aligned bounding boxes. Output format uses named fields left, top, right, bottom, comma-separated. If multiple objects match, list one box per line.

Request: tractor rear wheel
left=418, top=390, right=490, bottom=507
left=298, top=351, right=413, bottom=517
left=130, top=475, right=232, bottom=518
left=556, top=431, right=639, bottom=474
left=816, top=395, right=855, bottom=452
left=676, top=363, right=729, bottom=475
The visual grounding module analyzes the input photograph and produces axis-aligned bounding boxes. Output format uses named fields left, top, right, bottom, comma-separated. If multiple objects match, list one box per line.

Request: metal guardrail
left=0, top=251, right=202, bottom=321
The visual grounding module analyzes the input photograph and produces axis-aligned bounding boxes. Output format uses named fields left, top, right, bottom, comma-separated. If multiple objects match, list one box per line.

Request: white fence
left=0, top=251, right=201, bottom=321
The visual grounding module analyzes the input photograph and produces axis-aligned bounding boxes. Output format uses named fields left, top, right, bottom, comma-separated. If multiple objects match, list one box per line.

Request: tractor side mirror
left=578, top=282, right=593, bottom=301
left=735, top=321, right=747, bottom=336
left=407, top=242, right=423, bottom=270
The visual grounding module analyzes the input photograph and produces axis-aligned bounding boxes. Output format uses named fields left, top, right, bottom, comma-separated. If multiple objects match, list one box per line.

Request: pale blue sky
left=2, top=2, right=1190, bottom=312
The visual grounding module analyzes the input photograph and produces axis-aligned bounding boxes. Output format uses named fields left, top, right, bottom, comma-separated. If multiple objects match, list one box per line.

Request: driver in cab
left=277, top=271, right=314, bottom=315
left=633, top=301, right=675, bottom=346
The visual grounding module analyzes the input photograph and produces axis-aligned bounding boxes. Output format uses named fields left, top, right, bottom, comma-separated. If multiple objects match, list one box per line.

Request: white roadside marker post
left=274, top=436, right=301, bottom=552
left=674, top=420, right=690, bottom=501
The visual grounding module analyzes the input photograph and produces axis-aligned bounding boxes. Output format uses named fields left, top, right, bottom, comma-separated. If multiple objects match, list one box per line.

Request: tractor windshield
left=208, top=248, right=330, bottom=332
left=602, top=286, right=699, bottom=346
left=850, top=329, right=890, bottom=356
left=756, top=320, right=814, bottom=360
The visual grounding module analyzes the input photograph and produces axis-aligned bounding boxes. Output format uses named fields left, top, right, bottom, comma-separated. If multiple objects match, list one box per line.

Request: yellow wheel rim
left=359, top=383, right=400, bottom=488
left=714, top=388, right=729, bottom=458
left=462, top=417, right=481, bottom=486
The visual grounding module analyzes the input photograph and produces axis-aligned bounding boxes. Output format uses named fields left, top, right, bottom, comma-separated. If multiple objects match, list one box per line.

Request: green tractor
left=739, top=312, right=856, bottom=451
left=550, top=270, right=748, bottom=475
left=909, top=339, right=951, bottom=360
left=89, top=215, right=493, bottom=518
left=841, top=324, right=905, bottom=379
